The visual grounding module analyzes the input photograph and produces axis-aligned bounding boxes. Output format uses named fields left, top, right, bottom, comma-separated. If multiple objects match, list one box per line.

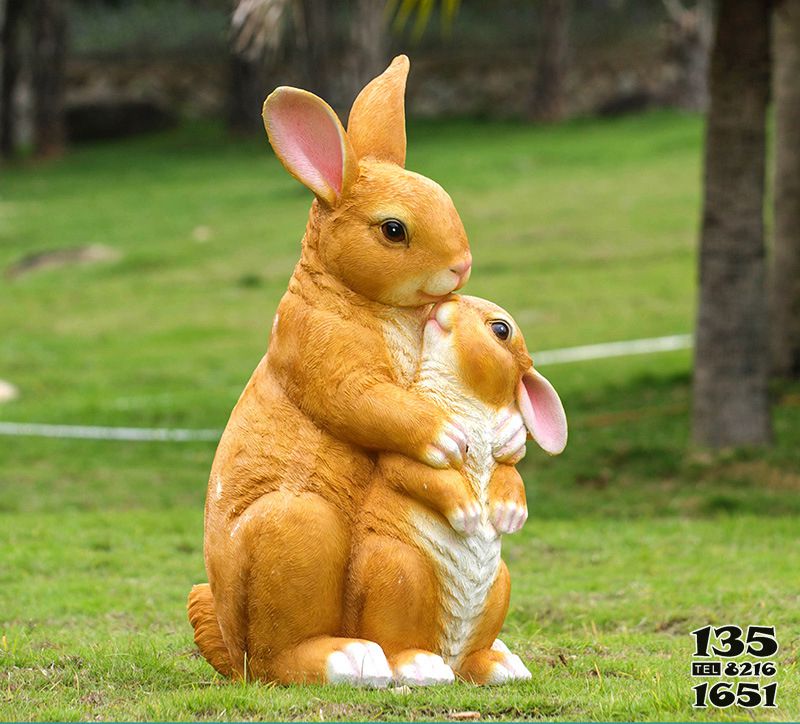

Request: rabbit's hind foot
left=457, top=639, right=531, bottom=685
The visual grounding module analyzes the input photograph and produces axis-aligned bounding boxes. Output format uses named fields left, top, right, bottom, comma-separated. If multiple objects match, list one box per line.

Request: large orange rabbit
left=188, top=57, right=526, bottom=685
left=344, top=295, right=567, bottom=685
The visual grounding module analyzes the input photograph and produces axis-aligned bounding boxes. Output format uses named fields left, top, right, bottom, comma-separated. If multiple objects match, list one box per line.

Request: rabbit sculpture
left=344, top=295, right=567, bottom=686
left=187, top=56, right=528, bottom=686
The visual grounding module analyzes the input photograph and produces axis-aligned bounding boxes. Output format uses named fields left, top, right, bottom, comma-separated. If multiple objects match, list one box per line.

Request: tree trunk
left=0, top=0, right=5, bottom=125
left=347, top=0, right=387, bottom=104
left=296, top=0, right=333, bottom=99
left=529, top=0, right=571, bottom=123
left=770, top=0, right=800, bottom=379
left=692, top=0, right=773, bottom=447
left=1, top=0, right=23, bottom=158
left=31, top=0, right=67, bottom=157
left=228, top=53, right=267, bottom=134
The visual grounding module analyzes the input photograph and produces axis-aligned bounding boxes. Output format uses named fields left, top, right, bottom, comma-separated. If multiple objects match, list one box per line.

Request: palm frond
left=231, top=0, right=293, bottom=62
left=390, top=0, right=460, bottom=40
left=440, top=0, right=461, bottom=35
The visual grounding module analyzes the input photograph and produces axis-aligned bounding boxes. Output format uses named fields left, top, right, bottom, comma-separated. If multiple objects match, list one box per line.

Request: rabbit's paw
left=326, top=641, right=392, bottom=688
left=492, top=408, right=527, bottom=464
left=485, top=639, right=532, bottom=683
left=393, top=650, right=455, bottom=687
left=446, top=499, right=482, bottom=535
left=423, top=420, right=468, bottom=469
left=489, top=499, right=528, bottom=535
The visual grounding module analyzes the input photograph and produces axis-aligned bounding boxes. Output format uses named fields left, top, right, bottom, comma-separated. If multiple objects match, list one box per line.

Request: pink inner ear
left=268, top=92, right=344, bottom=199
left=517, top=368, right=568, bottom=455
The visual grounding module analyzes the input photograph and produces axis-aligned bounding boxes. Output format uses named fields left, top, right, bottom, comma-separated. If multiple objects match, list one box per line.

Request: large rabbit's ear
left=517, top=367, right=568, bottom=455
left=347, top=55, right=409, bottom=167
left=263, top=87, right=358, bottom=206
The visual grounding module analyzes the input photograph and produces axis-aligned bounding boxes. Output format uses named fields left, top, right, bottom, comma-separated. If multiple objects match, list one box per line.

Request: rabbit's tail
left=187, top=583, right=235, bottom=678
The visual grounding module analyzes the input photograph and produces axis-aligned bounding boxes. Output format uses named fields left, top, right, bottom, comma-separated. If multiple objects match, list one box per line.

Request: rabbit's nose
left=450, top=254, right=472, bottom=289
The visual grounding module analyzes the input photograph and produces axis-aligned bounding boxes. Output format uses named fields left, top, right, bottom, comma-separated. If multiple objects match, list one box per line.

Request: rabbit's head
left=423, top=296, right=568, bottom=455
left=263, top=56, right=472, bottom=307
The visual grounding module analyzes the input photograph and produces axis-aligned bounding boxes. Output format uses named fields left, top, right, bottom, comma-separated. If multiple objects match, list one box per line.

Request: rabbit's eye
left=380, top=219, right=407, bottom=244
left=490, top=320, right=511, bottom=341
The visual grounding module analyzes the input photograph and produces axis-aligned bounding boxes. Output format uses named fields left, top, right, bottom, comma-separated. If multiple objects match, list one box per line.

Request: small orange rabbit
left=188, top=57, right=526, bottom=686
left=344, top=295, right=567, bottom=685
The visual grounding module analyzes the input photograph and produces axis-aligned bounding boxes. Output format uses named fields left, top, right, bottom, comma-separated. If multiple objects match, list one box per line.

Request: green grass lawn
left=2, top=112, right=799, bottom=721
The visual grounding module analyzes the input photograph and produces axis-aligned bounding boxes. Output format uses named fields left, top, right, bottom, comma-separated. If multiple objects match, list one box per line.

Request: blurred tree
left=347, top=0, right=389, bottom=105
left=229, top=0, right=289, bottom=133
left=692, top=0, right=773, bottom=447
left=229, top=0, right=340, bottom=130
left=31, top=0, right=67, bottom=156
left=228, top=52, right=268, bottom=133
left=662, top=0, right=712, bottom=111
left=0, top=0, right=23, bottom=158
left=392, top=0, right=572, bottom=124
left=770, top=0, right=800, bottom=380
left=529, top=0, right=571, bottom=123
left=296, top=0, right=335, bottom=99
left=1, top=0, right=67, bottom=158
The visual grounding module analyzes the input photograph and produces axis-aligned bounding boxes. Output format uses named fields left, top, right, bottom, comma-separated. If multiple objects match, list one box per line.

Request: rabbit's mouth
left=417, top=290, right=449, bottom=303
left=418, top=253, right=472, bottom=300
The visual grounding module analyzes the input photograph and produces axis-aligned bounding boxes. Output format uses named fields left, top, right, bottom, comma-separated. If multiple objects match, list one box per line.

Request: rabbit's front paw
left=326, top=641, right=392, bottom=688
left=446, top=499, right=481, bottom=535
left=393, top=650, right=455, bottom=687
left=423, top=420, right=467, bottom=469
left=492, top=407, right=527, bottom=464
left=489, top=499, right=527, bottom=535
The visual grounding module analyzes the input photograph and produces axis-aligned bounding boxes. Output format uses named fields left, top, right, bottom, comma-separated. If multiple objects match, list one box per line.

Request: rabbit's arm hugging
left=264, top=56, right=477, bottom=468
left=360, top=297, right=566, bottom=539
left=189, top=56, right=526, bottom=687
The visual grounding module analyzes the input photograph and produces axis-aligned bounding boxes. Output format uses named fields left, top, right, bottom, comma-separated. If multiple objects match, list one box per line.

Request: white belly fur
left=412, top=515, right=500, bottom=666
left=381, top=312, right=503, bottom=666
left=412, top=404, right=501, bottom=666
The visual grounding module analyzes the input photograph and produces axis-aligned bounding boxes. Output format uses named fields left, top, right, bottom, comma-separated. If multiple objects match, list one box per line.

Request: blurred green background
left=1, top=1, right=799, bottom=721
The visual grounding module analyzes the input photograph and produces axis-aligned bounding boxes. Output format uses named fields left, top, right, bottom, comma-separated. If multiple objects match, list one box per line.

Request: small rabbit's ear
left=263, top=87, right=358, bottom=206
left=347, top=55, right=409, bottom=167
left=517, top=368, right=568, bottom=455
